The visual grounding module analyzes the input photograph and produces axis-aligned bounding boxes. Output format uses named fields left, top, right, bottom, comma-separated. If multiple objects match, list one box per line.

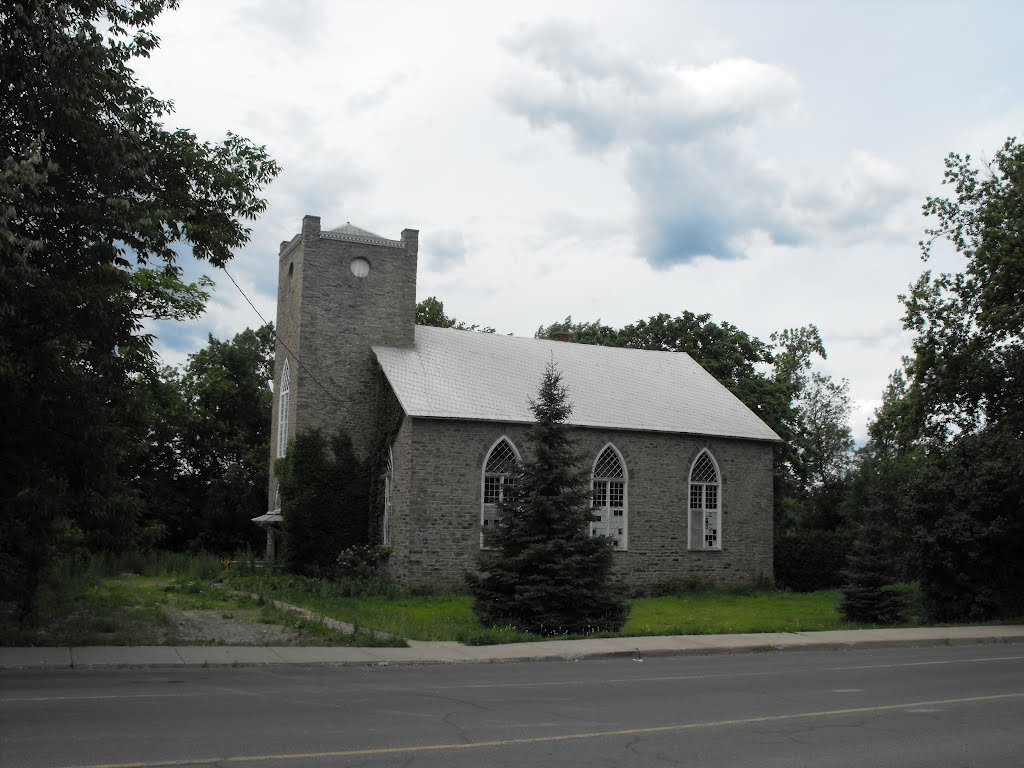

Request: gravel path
left=164, top=608, right=305, bottom=646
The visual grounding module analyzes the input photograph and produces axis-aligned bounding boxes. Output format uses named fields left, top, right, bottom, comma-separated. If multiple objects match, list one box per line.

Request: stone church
left=260, top=215, right=779, bottom=589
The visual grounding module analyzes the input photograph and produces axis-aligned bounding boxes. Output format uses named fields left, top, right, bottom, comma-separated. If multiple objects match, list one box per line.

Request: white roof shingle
left=372, top=326, right=781, bottom=442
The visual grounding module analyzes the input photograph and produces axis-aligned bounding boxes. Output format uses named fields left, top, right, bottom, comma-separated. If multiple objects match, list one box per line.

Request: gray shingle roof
left=323, top=223, right=402, bottom=248
left=372, top=326, right=781, bottom=442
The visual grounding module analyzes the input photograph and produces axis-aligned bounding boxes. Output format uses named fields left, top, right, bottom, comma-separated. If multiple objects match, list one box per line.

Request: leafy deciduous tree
left=894, top=136, right=1024, bottom=621
left=903, top=136, right=1023, bottom=440
left=0, top=0, right=278, bottom=616
left=416, top=296, right=495, bottom=333
left=175, top=324, right=274, bottom=552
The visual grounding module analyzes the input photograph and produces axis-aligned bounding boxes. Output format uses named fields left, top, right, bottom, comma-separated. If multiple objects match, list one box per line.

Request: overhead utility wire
left=219, top=265, right=343, bottom=403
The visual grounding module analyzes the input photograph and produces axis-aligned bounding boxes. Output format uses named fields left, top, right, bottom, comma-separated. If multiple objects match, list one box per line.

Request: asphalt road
left=2, top=644, right=1023, bottom=768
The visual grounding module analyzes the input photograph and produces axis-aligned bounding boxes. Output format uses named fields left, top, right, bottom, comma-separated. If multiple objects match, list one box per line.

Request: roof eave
left=402, top=412, right=782, bottom=443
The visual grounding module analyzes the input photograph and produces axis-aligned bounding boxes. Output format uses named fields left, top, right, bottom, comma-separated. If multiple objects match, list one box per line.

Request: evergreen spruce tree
left=467, top=363, right=629, bottom=634
left=839, top=518, right=906, bottom=624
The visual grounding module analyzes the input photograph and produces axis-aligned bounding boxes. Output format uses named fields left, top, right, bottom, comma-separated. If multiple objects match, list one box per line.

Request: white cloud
left=793, top=150, right=916, bottom=241
left=133, top=0, right=1024, bottom=442
left=497, top=21, right=924, bottom=268
left=499, top=22, right=799, bottom=152
left=423, top=229, right=469, bottom=272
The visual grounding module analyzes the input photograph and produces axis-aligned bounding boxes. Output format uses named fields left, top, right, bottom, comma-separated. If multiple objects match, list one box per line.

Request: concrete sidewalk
left=3, top=625, right=1023, bottom=670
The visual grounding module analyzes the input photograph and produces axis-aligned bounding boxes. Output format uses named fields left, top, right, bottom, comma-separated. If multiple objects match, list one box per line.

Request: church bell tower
left=266, top=215, right=418, bottom=514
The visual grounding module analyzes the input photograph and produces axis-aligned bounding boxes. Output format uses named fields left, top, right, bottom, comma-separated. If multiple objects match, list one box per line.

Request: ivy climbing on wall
left=366, top=369, right=405, bottom=544
left=276, top=428, right=369, bottom=576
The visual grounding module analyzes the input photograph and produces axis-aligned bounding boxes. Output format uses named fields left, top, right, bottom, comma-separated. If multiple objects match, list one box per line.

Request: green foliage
left=903, top=426, right=1024, bottom=622
left=839, top=446, right=921, bottom=584
left=366, top=376, right=404, bottom=544
left=882, top=136, right=1024, bottom=622
left=770, top=326, right=854, bottom=534
left=538, top=311, right=780, bottom=398
left=173, top=324, right=274, bottom=552
left=415, top=296, right=496, bottom=333
left=336, top=544, right=392, bottom=581
left=840, top=523, right=908, bottom=624
left=1, top=562, right=398, bottom=647
left=277, top=429, right=370, bottom=577
left=638, top=575, right=708, bottom=598
left=625, top=590, right=860, bottom=636
left=774, top=529, right=851, bottom=592
left=865, top=367, right=924, bottom=458
left=903, top=136, right=1024, bottom=440
left=229, top=571, right=398, bottom=602
left=536, top=317, right=623, bottom=346
left=91, top=549, right=227, bottom=581
left=0, top=0, right=278, bottom=617
left=467, top=363, right=629, bottom=635
left=217, top=584, right=867, bottom=644
left=800, top=373, right=855, bottom=488
left=109, top=324, right=274, bottom=555
left=416, top=296, right=459, bottom=328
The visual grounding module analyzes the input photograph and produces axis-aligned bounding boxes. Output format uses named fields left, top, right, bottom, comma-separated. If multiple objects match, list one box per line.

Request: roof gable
left=372, top=326, right=781, bottom=442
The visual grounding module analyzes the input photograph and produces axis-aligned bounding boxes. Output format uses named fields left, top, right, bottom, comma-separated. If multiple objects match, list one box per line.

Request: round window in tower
left=350, top=257, right=370, bottom=278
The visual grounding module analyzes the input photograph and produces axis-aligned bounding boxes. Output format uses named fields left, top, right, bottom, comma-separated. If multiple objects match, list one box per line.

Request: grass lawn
left=3, top=553, right=914, bottom=647
left=228, top=573, right=871, bottom=644
left=228, top=575, right=507, bottom=642
left=624, top=590, right=863, bottom=635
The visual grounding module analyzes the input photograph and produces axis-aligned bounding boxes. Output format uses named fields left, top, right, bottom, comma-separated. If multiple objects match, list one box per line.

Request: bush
left=905, top=426, right=1024, bottom=622
left=335, top=544, right=391, bottom=581
left=228, top=571, right=398, bottom=600
left=632, top=575, right=708, bottom=598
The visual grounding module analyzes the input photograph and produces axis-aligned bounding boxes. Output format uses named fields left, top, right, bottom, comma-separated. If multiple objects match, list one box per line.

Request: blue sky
left=136, top=0, right=1024, bottom=439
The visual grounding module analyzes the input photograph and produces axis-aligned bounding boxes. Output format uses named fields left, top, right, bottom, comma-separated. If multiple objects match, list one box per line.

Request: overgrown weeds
left=0, top=551, right=402, bottom=647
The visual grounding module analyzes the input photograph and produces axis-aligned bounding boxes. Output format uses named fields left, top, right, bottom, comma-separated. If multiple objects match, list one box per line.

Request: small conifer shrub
left=840, top=522, right=906, bottom=624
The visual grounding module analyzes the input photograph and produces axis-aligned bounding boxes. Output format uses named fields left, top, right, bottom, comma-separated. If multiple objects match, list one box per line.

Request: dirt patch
left=165, top=608, right=305, bottom=646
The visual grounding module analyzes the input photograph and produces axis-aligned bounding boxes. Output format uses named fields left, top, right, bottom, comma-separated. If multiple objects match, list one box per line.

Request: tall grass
left=4, top=550, right=229, bottom=639
left=2, top=551, right=410, bottom=647
left=90, top=550, right=226, bottom=580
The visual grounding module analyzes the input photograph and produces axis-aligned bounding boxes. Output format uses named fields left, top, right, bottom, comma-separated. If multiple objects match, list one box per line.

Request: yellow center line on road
left=66, top=692, right=1024, bottom=768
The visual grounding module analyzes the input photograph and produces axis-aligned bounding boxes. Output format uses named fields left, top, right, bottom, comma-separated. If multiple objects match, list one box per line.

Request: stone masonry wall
left=388, top=418, right=774, bottom=590
left=266, top=232, right=305, bottom=511
left=295, top=217, right=418, bottom=461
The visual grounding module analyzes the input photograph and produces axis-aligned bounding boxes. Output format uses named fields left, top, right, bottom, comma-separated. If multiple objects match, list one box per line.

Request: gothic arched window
left=688, top=449, right=721, bottom=550
left=481, top=437, right=520, bottom=547
left=591, top=444, right=627, bottom=550
left=276, top=359, right=291, bottom=458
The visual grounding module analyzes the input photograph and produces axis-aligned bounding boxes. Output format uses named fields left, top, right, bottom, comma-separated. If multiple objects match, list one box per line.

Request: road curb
left=2, top=631, right=1022, bottom=671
